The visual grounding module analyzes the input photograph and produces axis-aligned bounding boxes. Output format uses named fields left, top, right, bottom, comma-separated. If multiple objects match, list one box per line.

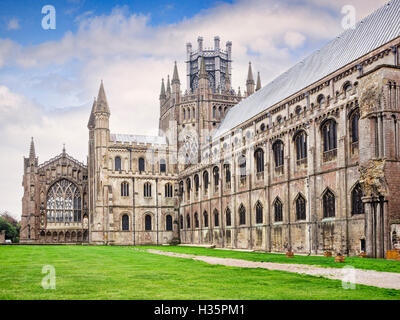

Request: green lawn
left=0, top=245, right=399, bottom=300
left=144, top=245, right=400, bottom=273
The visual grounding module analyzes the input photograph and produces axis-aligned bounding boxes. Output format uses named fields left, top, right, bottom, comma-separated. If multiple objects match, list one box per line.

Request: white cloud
left=284, top=31, right=306, bottom=49
left=7, top=18, right=20, bottom=31
left=0, top=0, right=388, bottom=218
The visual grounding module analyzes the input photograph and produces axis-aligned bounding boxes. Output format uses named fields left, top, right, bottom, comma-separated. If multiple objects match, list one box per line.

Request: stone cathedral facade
left=21, top=0, right=400, bottom=258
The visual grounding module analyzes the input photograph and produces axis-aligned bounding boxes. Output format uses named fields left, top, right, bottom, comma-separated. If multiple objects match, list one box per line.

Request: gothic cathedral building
left=21, top=0, right=400, bottom=257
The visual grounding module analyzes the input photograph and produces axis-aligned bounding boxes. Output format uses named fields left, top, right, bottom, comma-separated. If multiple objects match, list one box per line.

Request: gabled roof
left=213, top=0, right=400, bottom=138
left=38, top=152, right=87, bottom=169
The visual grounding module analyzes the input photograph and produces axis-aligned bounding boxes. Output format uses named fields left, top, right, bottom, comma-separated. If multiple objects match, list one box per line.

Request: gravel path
left=147, top=249, right=400, bottom=290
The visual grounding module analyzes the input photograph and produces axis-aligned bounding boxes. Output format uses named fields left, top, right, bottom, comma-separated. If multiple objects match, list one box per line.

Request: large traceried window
left=274, top=198, right=283, bottom=222
left=323, top=189, right=335, bottom=218
left=46, top=179, right=81, bottom=223
left=255, top=201, right=263, bottom=224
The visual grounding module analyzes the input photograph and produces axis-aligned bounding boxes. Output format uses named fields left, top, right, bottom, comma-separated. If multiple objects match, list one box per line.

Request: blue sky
left=0, top=0, right=232, bottom=45
left=0, top=0, right=388, bottom=218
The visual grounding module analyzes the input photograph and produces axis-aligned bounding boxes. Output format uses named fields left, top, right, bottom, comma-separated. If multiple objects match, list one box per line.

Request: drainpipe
left=156, top=177, right=159, bottom=246
left=132, top=177, right=135, bottom=246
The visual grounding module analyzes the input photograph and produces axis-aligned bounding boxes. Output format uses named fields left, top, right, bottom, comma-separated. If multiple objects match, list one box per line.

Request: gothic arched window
left=350, top=109, right=360, bottom=144
left=274, top=198, right=283, bottom=222
left=351, top=183, right=364, bottom=215
left=115, top=156, right=122, bottom=171
left=138, top=157, right=145, bottom=172
left=144, top=182, right=152, bottom=198
left=164, top=183, right=173, bottom=198
left=186, top=214, right=191, bottom=229
left=121, top=181, right=129, bottom=197
left=46, top=179, right=81, bottom=223
left=294, top=131, right=307, bottom=162
left=179, top=214, right=183, bottom=229
left=166, top=214, right=173, bottom=231
left=255, top=201, right=263, bottom=224
left=122, top=214, right=129, bottom=231
left=225, top=208, right=231, bottom=227
left=203, top=171, right=209, bottom=193
left=317, top=94, right=326, bottom=107
left=296, top=194, right=306, bottom=220
left=322, top=120, right=337, bottom=152
left=186, top=178, right=191, bottom=200
left=145, top=215, right=152, bottom=231
left=323, top=189, right=335, bottom=218
left=194, top=174, right=199, bottom=192
left=203, top=211, right=208, bottom=227
left=254, top=148, right=264, bottom=173
left=214, top=209, right=219, bottom=227
left=272, top=140, right=284, bottom=168
left=224, top=163, right=231, bottom=184
left=239, top=204, right=246, bottom=225
left=194, top=212, right=199, bottom=228
left=213, top=166, right=219, bottom=190
left=238, top=155, right=246, bottom=180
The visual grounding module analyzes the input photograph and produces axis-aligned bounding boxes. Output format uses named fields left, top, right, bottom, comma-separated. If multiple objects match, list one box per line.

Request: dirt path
left=147, top=249, right=400, bottom=290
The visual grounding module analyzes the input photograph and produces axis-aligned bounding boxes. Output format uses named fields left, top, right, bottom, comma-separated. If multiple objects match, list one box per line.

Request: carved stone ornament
left=358, top=72, right=383, bottom=119
left=359, top=159, right=387, bottom=197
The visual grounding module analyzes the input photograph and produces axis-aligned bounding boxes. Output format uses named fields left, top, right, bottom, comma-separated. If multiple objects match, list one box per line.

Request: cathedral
left=21, top=0, right=400, bottom=258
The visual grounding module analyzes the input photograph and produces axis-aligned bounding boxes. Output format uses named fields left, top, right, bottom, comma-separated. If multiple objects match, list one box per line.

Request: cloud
left=284, top=31, right=306, bottom=49
left=0, top=0, right=388, bottom=218
left=7, top=18, right=20, bottom=31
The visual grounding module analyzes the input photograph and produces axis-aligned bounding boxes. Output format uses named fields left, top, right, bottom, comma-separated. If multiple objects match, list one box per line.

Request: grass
left=0, top=245, right=399, bottom=300
left=144, top=245, right=400, bottom=273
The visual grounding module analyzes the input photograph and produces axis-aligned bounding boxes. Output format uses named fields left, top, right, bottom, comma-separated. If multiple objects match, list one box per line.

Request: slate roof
left=213, top=0, right=400, bottom=138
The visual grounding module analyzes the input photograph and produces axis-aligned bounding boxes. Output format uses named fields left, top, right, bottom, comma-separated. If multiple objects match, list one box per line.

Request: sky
left=0, top=0, right=389, bottom=219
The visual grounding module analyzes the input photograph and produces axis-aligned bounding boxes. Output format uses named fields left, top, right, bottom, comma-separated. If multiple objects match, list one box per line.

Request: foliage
left=0, top=217, right=20, bottom=243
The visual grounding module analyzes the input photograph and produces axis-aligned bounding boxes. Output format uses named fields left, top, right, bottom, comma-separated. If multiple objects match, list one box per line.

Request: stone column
left=383, top=200, right=389, bottom=256
left=376, top=200, right=383, bottom=258
left=363, top=196, right=375, bottom=257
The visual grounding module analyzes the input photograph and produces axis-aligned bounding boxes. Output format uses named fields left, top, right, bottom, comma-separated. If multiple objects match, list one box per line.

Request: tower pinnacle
left=95, top=80, right=110, bottom=114
left=167, top=75, right=171, bottom=94
left=256, top=71, right=262, bottom=91
left=159, top=78, right=166, bottom=100
left=246, top=62, right=255, bottom=96
left=29, top=137, right=35, bottom=160
left=172, top=61, right=180, bottom=85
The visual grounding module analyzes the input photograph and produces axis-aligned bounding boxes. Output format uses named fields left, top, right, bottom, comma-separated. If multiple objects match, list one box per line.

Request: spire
left=95, top=80, right=110, bottom=114
left=246, top=62, right=254, bottom=85
left=246, top=62, right=255, bottom=96
left=166, top=75, right=171, bottom=94
left=256, top=71, right=261, bottom=91
left=172, top=61, right=180, bottom=85
left=238, top=86, right=241, bottom=96
left=87, top=97, right=97, bottom=129
left=62, top=143, right=66, bottom=156
left=29, top=137, right=35, bottom=159
left=159, top=78, right=166, bottom=100
left=199, top=56, right=207, bottom=79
